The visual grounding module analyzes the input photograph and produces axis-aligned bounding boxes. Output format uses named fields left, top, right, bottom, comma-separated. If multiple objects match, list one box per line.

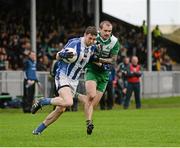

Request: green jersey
left=87, top=34, right=120, bottom=73
left=85, top=34, right=120, bottom=92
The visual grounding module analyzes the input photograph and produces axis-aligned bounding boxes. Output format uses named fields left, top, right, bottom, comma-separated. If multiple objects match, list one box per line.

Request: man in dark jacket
left=23, top=51, right=38, bottom=113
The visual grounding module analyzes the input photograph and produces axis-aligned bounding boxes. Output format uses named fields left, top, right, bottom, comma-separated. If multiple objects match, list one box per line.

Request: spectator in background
left=152, top=25, right=162, bottom=38
left=0, top=53, right=6, bottom=70
left=0, top=47, right=8, bottom=70
left=123, top=56, right=142, bottom=109
left=141, top=20, right=147, bottom=37
left=9, top=34, right=22, bottom=69
left=152, top=47, right=173, bottom=71
left=152, top=48, right=161, bottom=71
left=22, top=51, right=38, bottom=113
left=36, top=54, right=49, bottom=71
left=161, top=55, right=173, bottom=71
left=152, top=25, right=162, bottom=47
left=100, top=66, right=116, bottom=110
left=115, top=56, right=130, bottom=105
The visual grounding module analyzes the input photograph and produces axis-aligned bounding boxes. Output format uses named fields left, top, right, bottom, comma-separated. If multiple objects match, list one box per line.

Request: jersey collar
left=97, top=33, right=111, bottom=45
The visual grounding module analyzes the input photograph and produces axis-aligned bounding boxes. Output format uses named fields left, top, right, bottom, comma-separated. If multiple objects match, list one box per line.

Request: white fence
left=0, top=71, right=50, bottom=98
left=0, top=71, right=180, bottom=98
left=142, top=71, right=180, bottom=98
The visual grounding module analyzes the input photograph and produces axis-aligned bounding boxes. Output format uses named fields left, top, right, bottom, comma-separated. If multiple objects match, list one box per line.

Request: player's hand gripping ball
left=59, top=48, right=78, bottom=63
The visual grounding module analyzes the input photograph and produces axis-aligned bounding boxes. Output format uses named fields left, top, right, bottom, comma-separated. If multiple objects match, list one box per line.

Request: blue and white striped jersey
left=55, top=37, right=95, bottom=80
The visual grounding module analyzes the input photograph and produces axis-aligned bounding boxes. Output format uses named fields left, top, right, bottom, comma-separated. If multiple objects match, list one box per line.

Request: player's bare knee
left=87, top=92, right=96, bottom=100
left=65, top=99, right=73, bottom=107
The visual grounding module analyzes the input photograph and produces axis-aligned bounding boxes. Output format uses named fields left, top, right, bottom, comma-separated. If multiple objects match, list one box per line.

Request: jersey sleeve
left=110, top=40, right=121, bottom=56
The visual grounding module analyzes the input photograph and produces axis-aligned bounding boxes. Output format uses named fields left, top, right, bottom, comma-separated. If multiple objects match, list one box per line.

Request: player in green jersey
left=77, top=20, right=120, bottom=135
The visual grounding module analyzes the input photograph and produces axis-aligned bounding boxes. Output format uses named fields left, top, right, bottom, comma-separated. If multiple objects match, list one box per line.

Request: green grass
left=0, top=97, right=180, bottom=147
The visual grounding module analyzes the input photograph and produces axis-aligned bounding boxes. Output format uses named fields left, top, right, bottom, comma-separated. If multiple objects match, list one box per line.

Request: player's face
left=84, top=34, right=96, bottom=47
left=99, top=24, right=112, bottom=40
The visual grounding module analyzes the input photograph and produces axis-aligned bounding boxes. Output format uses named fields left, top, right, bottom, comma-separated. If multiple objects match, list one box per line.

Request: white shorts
left=55, top=73, right=79, bottom=95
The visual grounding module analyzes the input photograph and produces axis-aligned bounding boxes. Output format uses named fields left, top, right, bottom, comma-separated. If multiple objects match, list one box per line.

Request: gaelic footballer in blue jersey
left=31, top=26, right=97, bottom=135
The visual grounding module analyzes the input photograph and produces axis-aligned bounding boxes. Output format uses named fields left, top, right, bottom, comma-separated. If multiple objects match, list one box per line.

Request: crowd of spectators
left=0, top=6, right=93, bottom=71
left=112, top=20, right=173, bottom=71
left=0, top=6, right=173, bottom=72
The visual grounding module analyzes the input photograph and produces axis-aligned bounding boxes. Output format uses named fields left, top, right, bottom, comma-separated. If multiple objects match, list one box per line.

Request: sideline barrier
left=0, top=71, right=180, bottom=99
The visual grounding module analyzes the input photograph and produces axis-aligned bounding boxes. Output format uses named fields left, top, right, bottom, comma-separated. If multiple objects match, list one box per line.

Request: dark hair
left=99, top=20, right=112, bottom=29
left=85, top=26, right=97, bottom=36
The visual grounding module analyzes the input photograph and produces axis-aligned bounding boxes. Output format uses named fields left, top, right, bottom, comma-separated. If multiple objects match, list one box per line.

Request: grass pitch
left=0, top=97, right=180, bottom=147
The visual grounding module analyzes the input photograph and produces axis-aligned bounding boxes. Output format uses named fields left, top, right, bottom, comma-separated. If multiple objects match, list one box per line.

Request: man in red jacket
left=123, top=56, right=142, bottom=109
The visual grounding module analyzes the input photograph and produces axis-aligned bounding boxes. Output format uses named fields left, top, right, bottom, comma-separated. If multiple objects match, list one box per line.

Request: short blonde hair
left=99, top=21, right=112, bottom=29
